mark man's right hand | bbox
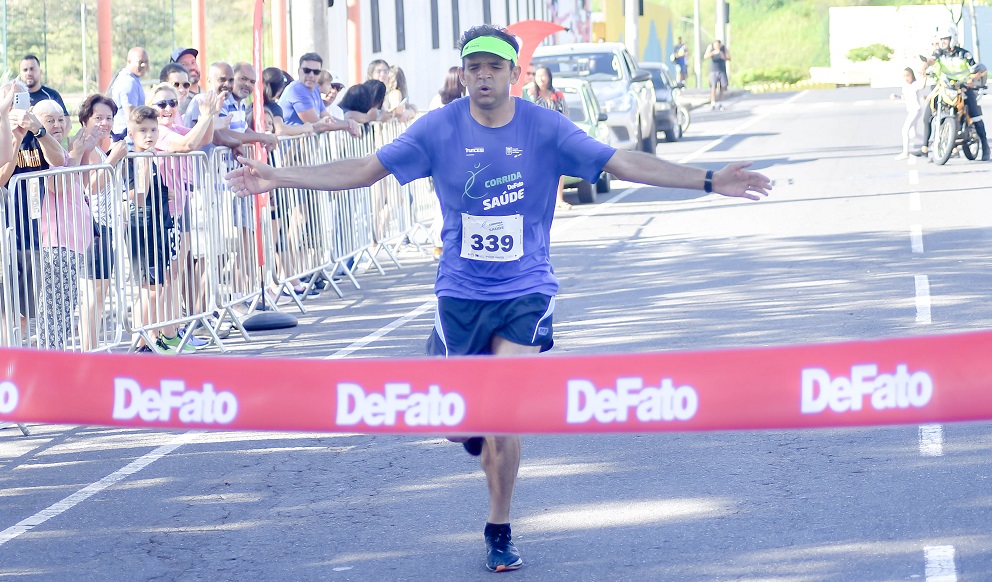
[226,156,277,197]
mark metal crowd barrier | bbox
[3,164,126,353]
[0,119,439,367]
[208,144,280,333]
[119,150,229,353]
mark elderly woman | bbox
[33,100,91,350]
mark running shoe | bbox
[158,334,196,354]
[484,523,522,572]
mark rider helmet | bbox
[936,23,958,47]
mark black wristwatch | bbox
[32,127,46,138]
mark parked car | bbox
[546,77,612,204]
[532,42,657,154]
[640,61,687,142]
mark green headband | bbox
[461,36,518,65]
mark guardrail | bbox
[0,120,437,356]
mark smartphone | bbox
[13,92,29,110]
[390,97,408,112]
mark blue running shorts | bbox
[427,293,555,357]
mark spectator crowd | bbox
[0,47,443,355]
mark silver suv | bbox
[532,42,656,153]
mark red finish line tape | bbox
[3,331,991,434]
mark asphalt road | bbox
[2,87,991,581]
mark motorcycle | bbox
[926,69,986,165]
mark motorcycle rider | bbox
[914,24,990,161]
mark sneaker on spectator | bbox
[484,523,522,572]
[158,334,196,354]
[178,327,209,348]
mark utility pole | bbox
[694,0,702,88]
[625,0,639,59]
[969,0,980,63]
[716,0,727,42]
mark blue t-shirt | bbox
[277,81,324,125]
[377,97,616,301]
[111,70,145,135]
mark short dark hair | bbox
[339,84,373,114]
[159,62,188,82]
[363,79,386,109]
[78,94,118,126]
[457,25,519,57]
[21,54,40,66]
[299,52,323,67]
[129,105,158,126]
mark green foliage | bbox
[738,66,805,85]
[1,0,271,98]
[847,43,894,62]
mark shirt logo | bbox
[506,146,523,158]
[465,147,485,156]
[463,163,491,200]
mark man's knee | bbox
[482,435,521,460]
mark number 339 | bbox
[470,234,514,252]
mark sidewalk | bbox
[681,87,746,110]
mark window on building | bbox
[431,0,440,49]
[396,0,406,51]
[451,0,460,49]
[371,0,382,53]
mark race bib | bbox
[460,213,523,262]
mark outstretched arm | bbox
[603,150,771,200]
[225,153,391,197]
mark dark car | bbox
[640,62,685,142]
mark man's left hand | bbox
[713,161,772,200]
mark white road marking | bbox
[853,100,875,106]
[915,275,932,324]
[678,91,809,164]
[919,424,944,457]
[909,169,920,185]
[909,155,917,166]
[924,545,957,581]
[324,300,436,359]
[911,225,924,254]
[0,431,198,547]
[910,191,921,211]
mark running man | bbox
[226,24,771,573]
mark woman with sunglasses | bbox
[148,83,219,153]
[147,83,222,345]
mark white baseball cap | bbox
[326,70,345,88]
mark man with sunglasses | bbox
[170,47,202,115]
[227,24,771,573]
[109,47,149,141]
[160,63,193,120]
[277,53,358,136]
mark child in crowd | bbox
[126,106,191,354]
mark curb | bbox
[744,80,837,93]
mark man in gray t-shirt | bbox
[110,47,149,140]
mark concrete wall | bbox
[828,5,992,87]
